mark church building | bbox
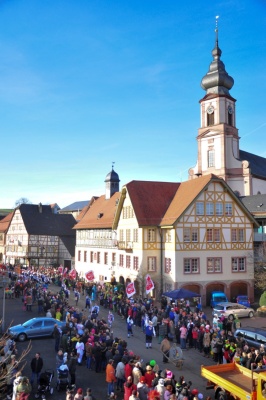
[189,26,266,197]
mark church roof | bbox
[239,150,266,179]
[240,194,266,217]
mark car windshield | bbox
[22,319,36,327]
[214,305,224,311]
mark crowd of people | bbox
[0,265,261,400]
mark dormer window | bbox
[207,106,214,126]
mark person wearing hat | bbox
[145,321,154,349]
[155,378,165,399]
[144,365,155,389]
[74,388,83,400]
[137,376,149,400]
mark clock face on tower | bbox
[228,105,233,114]
[207,105,214,114]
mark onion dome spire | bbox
[201,16,234,95]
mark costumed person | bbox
[75,337,85,365]
[108,311,115,329]
[127,315,134,338]
[145,321,154,349]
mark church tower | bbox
[189,18,246,196]
[105,164,120,199]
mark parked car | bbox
[210,291,228,308]
[8,317,66,342]
[212,302,255,320]
[236,295,251,307]
[234,327,266,349]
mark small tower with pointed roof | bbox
[105,163,120,199]
[189,17,245,194]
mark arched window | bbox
[228,106,233,126]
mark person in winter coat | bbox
[124,376,137,400]
[144,365,155,389]
[68,352,77,385]
[30,352,43,385]
[132,362,142,385]
[137,376,149,400]
[116,358,126,391]
[106,359,116,397]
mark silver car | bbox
[212,302,255,321]
[8,317,66,342]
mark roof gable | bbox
[124,181,180,226]
[19,204,76,236]
[74,193,120,229]
[0,211,15,233]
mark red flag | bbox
[126,282,136,298]
[85,270,95,282]
[58,265,63,274]
[146,274,154,294]
[69,269,77,280]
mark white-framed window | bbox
[184,228,198,242]
[119,230,124,241]
[147,256,156,272]
[231,228,245,242]
[232,257,246,272]
[84,251,87,262]
[133,229,138,243]
[225,202,233,216]
[206,228,220,242]
[196,202,204,215]
[208,149,215,168]
[90,251,93,263]
[126,255,131,269]
[206,202,214,215]
[215,203,223,216]
[133,256,139,271]
[184,258,199,274]
[104,252,108,265]
[78,250,81,261]
[119,254,124,267]
[165,258,171,274]
[207,258,222,273]
[126,229,131,242]
[148,228,156,242]
[165,230,172,243]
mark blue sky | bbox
[0,0,265,209]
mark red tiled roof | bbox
[74,193,120,229]
[0,211,15,233]
[126,181,180,226]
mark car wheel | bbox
[17,333,27,342]
[248,311,254,318]
[228,314,234,321]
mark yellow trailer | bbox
[201,362,266,400]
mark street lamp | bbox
[2,276,8,332]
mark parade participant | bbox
[75,336,85,365]
[160,336,171,363]
[127,315,134,338]
[145,321,154,349]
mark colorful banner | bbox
[85,270,95,281]
[68,269,77,280]
[126,281,136,298]
[146,274,154,294]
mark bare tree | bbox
[14,198,32,207]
